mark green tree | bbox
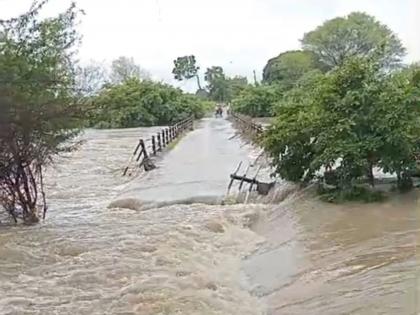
[0,1,84,223]
[226,76,248,100]
[204,66,229,102]
[375,66,420,189]
[172,55,202,90]
[264,57,420,200]
[90,78,211,128]
[301,12,406,70]
[204,67,248,102]
[262,50,320,88]
[195,88,209,99]
[231,85,280,117]
[76,60,108,96]
[110,56,150,84]
[204,66,224,83]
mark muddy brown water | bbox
[0,118,419,315]
[246,191,420,315]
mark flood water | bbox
[0,118,419,315]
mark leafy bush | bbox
[231,85,280,117]
[89,79,213,128]
[0,2,83,223]
[263,57,420,200]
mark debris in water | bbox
[225,161,276,204]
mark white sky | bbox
[1,0,419,91]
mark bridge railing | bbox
[229,111,264,135]
[123,115,194,176]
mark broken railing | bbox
[123,116,194,176]
[227,113,276,200]
[229,111,264,136]
[225,161,275,203]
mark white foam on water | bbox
[0,123,271,315]
[0,203,270,315]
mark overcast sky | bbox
[1,0,419,91]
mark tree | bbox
[172,55,202,90]
[203,67,248,103]
[264,56,420,200]
[0,1,84,223]
[110,56,150,84]
[195,88,209,99]
[301,12,406,70]
[89,79,212,128]
[226,76,248,100]
[375,67,420,189]
[262,50,321,88]
[410,62,420,86]
[231,85,280,117]
[204,66,225,83]
[204,66,228,102]
[76,60,108,95]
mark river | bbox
[0,118,419,315]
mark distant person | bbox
[215,105,223,118]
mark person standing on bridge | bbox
[215,104,223,118]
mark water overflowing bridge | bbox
[0,117,419,315]
[118,117,260,203]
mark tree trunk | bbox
[397,171,401,187]
[367,163,375,187]
[397,170,413,192]
[195,75,202,90]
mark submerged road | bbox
[119,117,261,203]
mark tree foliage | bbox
[301,12,406,70]
[204,66,228,102]
[262,50,321,88]
[231,85,280,117]
[76,60,108,96]
[89,78,212,128]
[0,1,83,223]
[203,66,248,102]
[172,55,202,90]
[226,76,248,100]
[204,66,224,83]
[264,56,420,198]
[110,56,150,84]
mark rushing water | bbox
[0,118,419,315]
[245,191,420,315]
